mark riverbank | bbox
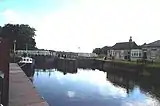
[94,58,160,77]
[96,58,160,67]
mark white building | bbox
[78,53,98,58]
[107,37,142,61]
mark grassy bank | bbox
[96,58,160,68]
[145,63,160,68]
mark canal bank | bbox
[9,63,49,106]
[76,58,160,77]
[22,56,160,77]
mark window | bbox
[132,53,134,56]
[139,53,141,57]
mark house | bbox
[107,37,142,61]
[142,40,160,61]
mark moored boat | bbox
[18,56,35,77]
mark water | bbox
[32,68,160,106]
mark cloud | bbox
[36,0,160,52]
[67,91,75,98]
[0,9,39,27]
[1,9,21,24]
[1,0,160,52]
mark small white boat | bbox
[19,56,33,64]
[18,56,35,70]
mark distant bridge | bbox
[15,50,98,58]
[15,50,56,56]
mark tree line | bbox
[92,46,110,55]
[0,24,37,50]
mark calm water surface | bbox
[32,69,160,106]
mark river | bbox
[29,67,160,106]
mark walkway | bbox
[9,63,49,106]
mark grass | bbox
[96,58,139,65]
[113,60,160,67]
[113,60,137,64]
[96,58,160,68]
[146,64,160,68]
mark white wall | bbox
[78,53,97,57]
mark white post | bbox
[13,40,16,62]
[13,40,16,54]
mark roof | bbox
[111,42,140,50]
[101,46,112,50]
[143,40,160,48]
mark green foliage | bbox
[0,24,37,50]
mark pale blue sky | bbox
[0,0,75,24]
[0,0,160,52]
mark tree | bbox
[101,46,110,55]
[0,24,37,50]
[93,46,111,55]
[92,48,102,55]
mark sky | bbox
[0,0,160,53]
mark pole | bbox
[26,44,28,56]
[13,40,16,62]
[13,40,16,54]
[26,44,28,52]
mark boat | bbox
[15,43,35,77]
[18,56,35,77]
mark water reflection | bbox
[32,68,160,106]
[21,66,35,83]
[24,59,160,106]
[107,72,136,94]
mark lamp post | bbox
[13,40,16,54]
[13,40,16,62]
[25,44,28,57]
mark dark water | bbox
[31,68,160,106]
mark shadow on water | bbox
[21,65,35,83]
[23,59,160,106]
